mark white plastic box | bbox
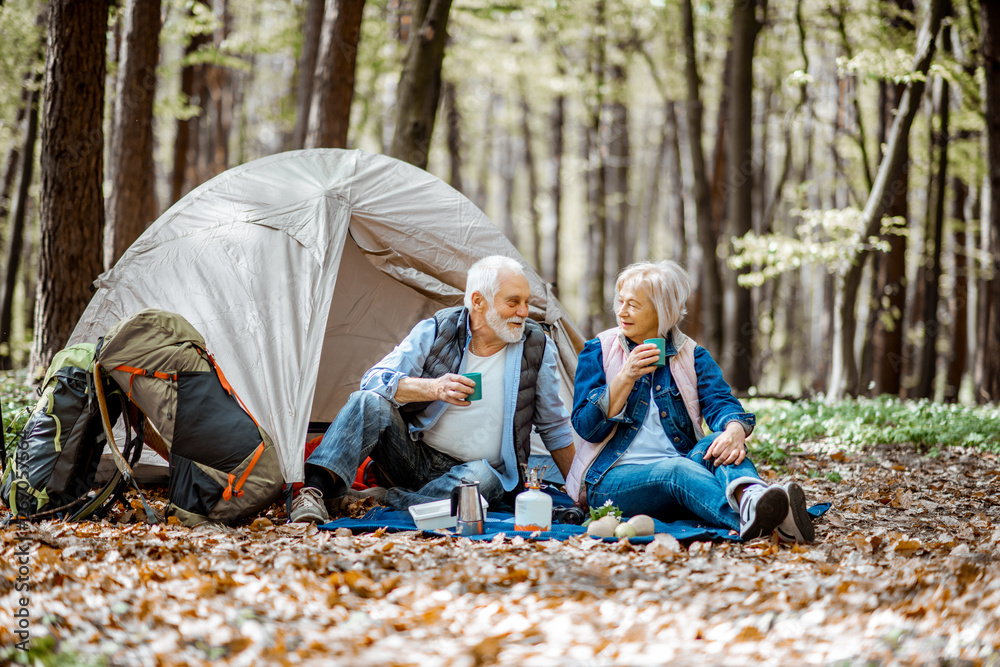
[408,496,489,530]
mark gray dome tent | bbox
[70,149,584,484]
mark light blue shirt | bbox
[611,386,682,467]
[360,312,574,492]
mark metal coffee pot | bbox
[450,480,485,536]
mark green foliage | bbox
[838,48,924,84]
[1,372,35,460]
[728,208,906,285]
[0,0,44,153]
[584,499,623,527]
[748,397,1000,465]
[0,635,103,667]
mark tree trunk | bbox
[832,0,874,191]
[860,81,889,393]
[1,10,46,230]
[543,90,564,290]
[858,80,902,396]
[306,0,366,149]
[0,86,31,231]
[30,0,108,375]
[709,49,732,241]
[977,0,1000,403]
[170,4,211,205]
[389,0,453,169]
[915,55,950,399]
[0,80,40,370]
[829,0,946,398]
[443,80,463,193]
[520,91,542,271]
[22,207,36,342]
[681,0,723,355]
[637,112,667,262]
[607,60,631,271]
[726,0,762,392]
[105,0,161,271]
[666,101,687,266]
[208,0,232,176]
[500,126,516,247]
[870,82,909,396]
[764,0,808,235]
[583,0,608,337]
[292,0,325,150]
[944,174,968,402]
[473,92,494,214]
[583,119,608,338]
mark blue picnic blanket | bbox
[318,502,832,544]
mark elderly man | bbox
[290,256,576,523]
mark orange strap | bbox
[222,442,265,501]
[113,365,178,400]
[208,353,260,428]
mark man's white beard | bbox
[486,307,525,344]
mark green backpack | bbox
[0,344,137,520]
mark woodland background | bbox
[0,0,998,404]
[3,3,1000,663]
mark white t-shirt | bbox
[612,386,681,467]
[422,347,507,466]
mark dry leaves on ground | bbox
[1,442,999,666]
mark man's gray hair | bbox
[464,255,526,309]
[614,260,692,337]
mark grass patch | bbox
[746,396,1000,465]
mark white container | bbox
[515,487,552,531]
[409,495,489,531]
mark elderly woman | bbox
[566,261,814,542]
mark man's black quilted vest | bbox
[400,306,546,482]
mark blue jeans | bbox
[586,432,763,531]
[306,391,505,510]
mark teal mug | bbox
[643,338,666,367]
[462,372,482,401]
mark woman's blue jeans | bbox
[586,432,763,531]
[306,391,505,509]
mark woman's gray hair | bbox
[614,260,692,337]
[464,255,526,309]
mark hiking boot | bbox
[739,484,789,540]
[289,486,329,524]
[326,486,389,513]
[776,481,816,544]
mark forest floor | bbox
[1,439,999,667]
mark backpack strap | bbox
[70,402,144,522]
[93,361,162,524]
[206,352,267,502]
[111,365,178,400]
[222,442,265,501]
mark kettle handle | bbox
[450,485,460,517]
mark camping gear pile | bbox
[1,309,282,526]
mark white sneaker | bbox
[739,484,788,540]
[776,482,815,543]
[289,486,329,524]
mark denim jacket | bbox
[571,332,755,493]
